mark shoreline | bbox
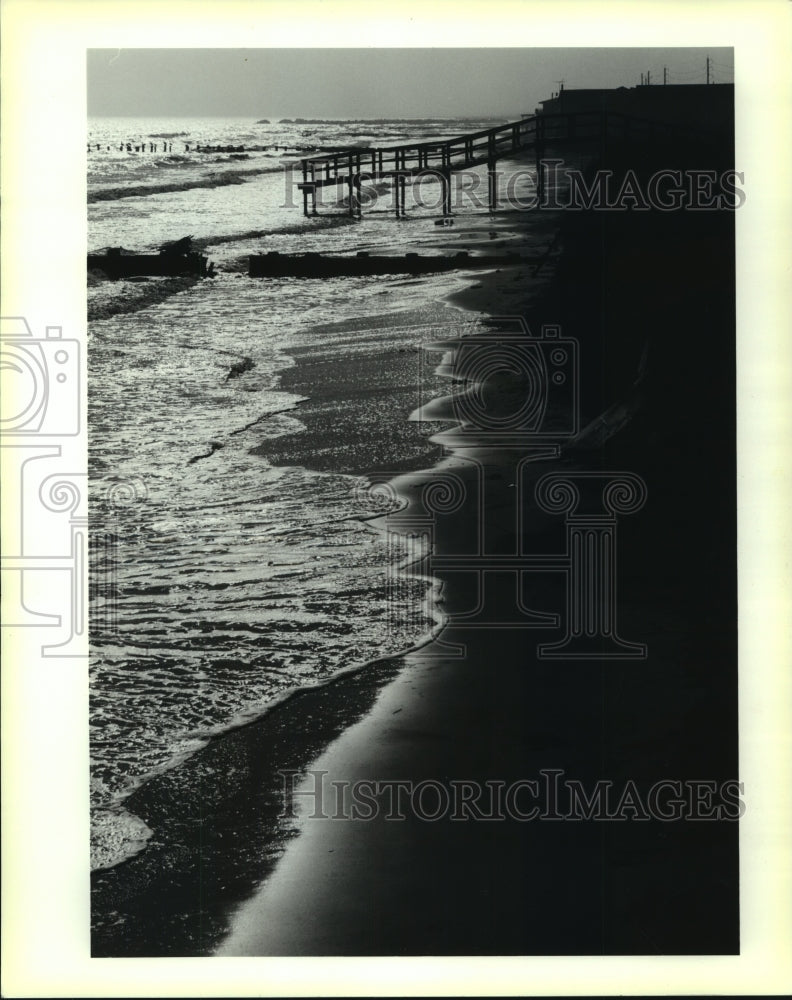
[214,200,738,955]
[91,148,739,956]
[87,187,537,876]
[89,173,550,952]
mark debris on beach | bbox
[88,236,215,280]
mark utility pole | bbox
[640,73,644,85]
[647,70,651,86]
[663,66,667,85]
[706,56,710,85]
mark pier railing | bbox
[295,111,714,217]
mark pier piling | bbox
[441,168,452,217]
[488,162,498,212]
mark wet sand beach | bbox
[89,173,559,954]
[92,199,737,957]
[217,203,738,956]
[90,130,738,955]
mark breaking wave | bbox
[88,165,284,203]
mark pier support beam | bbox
[353,174,363,218]
[301,160,309,217]
[347,155,356,217]
[301,186,319,217]
[441,167,452,217]
[308,165,320,216]
[347,176,356,217]
[394,172,407,218]
[487,160,498,212]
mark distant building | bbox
[529,83,733,135]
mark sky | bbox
[87,48,734,119]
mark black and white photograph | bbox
[2,2,791,996]
[85,45,743,958]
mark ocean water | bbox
[88,115,536,871]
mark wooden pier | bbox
[295,111,705,218]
